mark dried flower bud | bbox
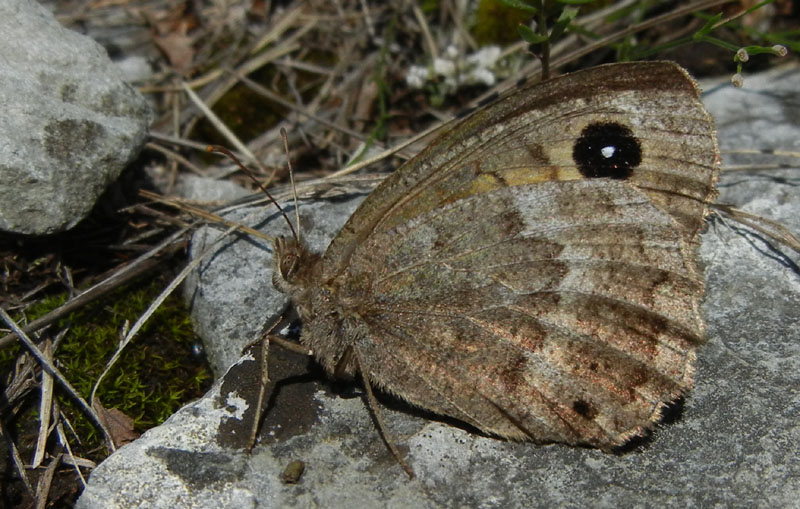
[771,45,788,57]
[735,48,749,63]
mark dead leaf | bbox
[93,398,139,448]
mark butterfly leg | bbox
[352,346,416,479]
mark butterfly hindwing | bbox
[291,61,718,447]
[339,179,702,446]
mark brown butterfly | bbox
[271,61,719,452]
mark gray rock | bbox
[0,0,150,235]
[77,64,800,507]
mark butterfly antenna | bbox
[280,128,302,243]
[206,145,298,242]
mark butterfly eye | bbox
[273,236,299,282]
[281,253,300,280]
[572,121,642,180]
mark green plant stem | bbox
[538,1,550,79]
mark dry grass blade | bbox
[60,455,96,469]
[148,131,218,153]
[327,121,443,179]
[185,6,311,93]
[2,351,37,414]
[34,452,61,509]
[179,8,315,140]
[721,148,800,173]
[145,142,209,176]
[723,164,800,172]
[412,2,438,61]
[140,189,273,241]
[56,421,87,488]
[32,339,55,469]
[235,72,369,142]
[713,204,800,254]
[0,308,115,452]
[182,83,262,170]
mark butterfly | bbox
[270,61,719,451]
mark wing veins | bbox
[362,312,582,441]
[377,209,676,284]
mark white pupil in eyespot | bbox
[600,145,616,159]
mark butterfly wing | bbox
[323,61,717,266]
[301,62,718,447]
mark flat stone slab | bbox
[77,64,800,508]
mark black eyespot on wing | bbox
[573,122,642,180]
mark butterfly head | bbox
[272,236,320,319]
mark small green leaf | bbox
[517,24,548,44]
[550,6,579,42]
[694,12,723,38]
[558,0,594,4]
[496,0,538,13]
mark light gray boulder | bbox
[0,0,150,235]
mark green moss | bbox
[1,278,211,450]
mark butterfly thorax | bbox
[272,235,364,376]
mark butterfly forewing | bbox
[290,62,719,448]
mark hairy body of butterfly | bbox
[273,61,719,449]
